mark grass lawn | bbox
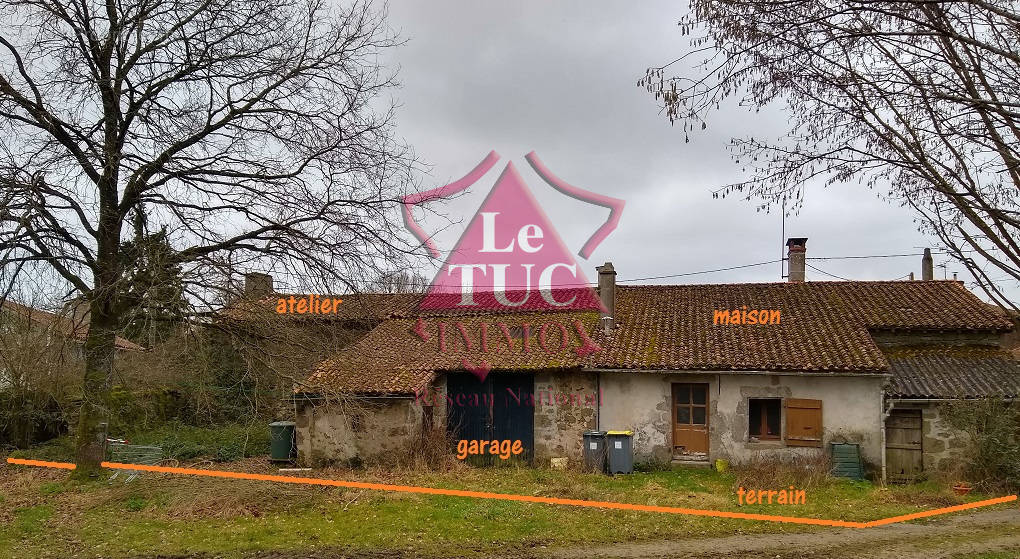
[0,452,1006,559]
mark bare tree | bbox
[372,270,427,293]
[0,0,416,475]
[0,290,80,449]
[643,0,1020,308]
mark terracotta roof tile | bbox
[219,292,420,322]
[305,311,600,394]
[304,280,1012,394]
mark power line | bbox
[807,249,969,261]
[251,249,990,290]
[805,263,854,281]
[618,260,783,283]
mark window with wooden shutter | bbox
[784,398,822,447]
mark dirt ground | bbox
[138,506,1020,559]
[543,507,1020,559]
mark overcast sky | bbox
[381,0,986,293]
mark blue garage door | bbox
[446,372,534,465]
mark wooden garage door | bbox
[886,409,923,483]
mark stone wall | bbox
[295,392,440,466]
[599,372,887,466]
[889,401,971,476]
[296,370,888,470]
[532,370,598,464]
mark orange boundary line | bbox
[7,458,1016,528]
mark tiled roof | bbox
[221,289,604,322]
[306,310,600,394]
[0,300,146,351]
[886,346,1020,399]
[219,292,420,322]
[590,281,1010,371]
[305,280,1012,394]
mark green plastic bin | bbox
[269,421,296,462]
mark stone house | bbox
[288,240,1020,481]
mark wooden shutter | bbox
[784,398,822,447]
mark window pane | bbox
[766,400,781,436]
[677,406,690,424]
[692,385,707,405]
[748,399,763,437]
[692,407,706,425]
[676,386,690,404]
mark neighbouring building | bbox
[0,300,145,446]
[284,240,1019,481]
[214,273,425,412]
[0,299,145,359]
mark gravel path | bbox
[541,506,1020,559]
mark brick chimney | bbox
[786,238,807,282]
[596,262,616,332]
[921,248,933,281]
[244,272,274,298]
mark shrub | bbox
[398,418,455,470]
[124,421,271,462]
[940,399,1020,490]
[731,452,832,490]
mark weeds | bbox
[12,505,53,535]
[940,399,1020,491]
[398,419,457,471]
[731,452,832,490]
[125,495,146,512]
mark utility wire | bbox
[258,250,983,290]
[805,263,854,281]
[617,260,783,283]
[806,249,970,261]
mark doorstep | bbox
[671,454,711,468]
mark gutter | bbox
[889,397,1017,403]
[586,368,892,379]
[881,397,896,485]
[286,392,415,403]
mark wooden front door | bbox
[886,409,923,483]
[672,383,709,458]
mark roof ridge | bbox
[617,280,966,288]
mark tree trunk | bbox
[72,296,117,478]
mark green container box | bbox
[269,421,296,462]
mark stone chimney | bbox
[596,262,616,332]
[921,248,933,281]
[786,238,807,282]
[244,272,274,298]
